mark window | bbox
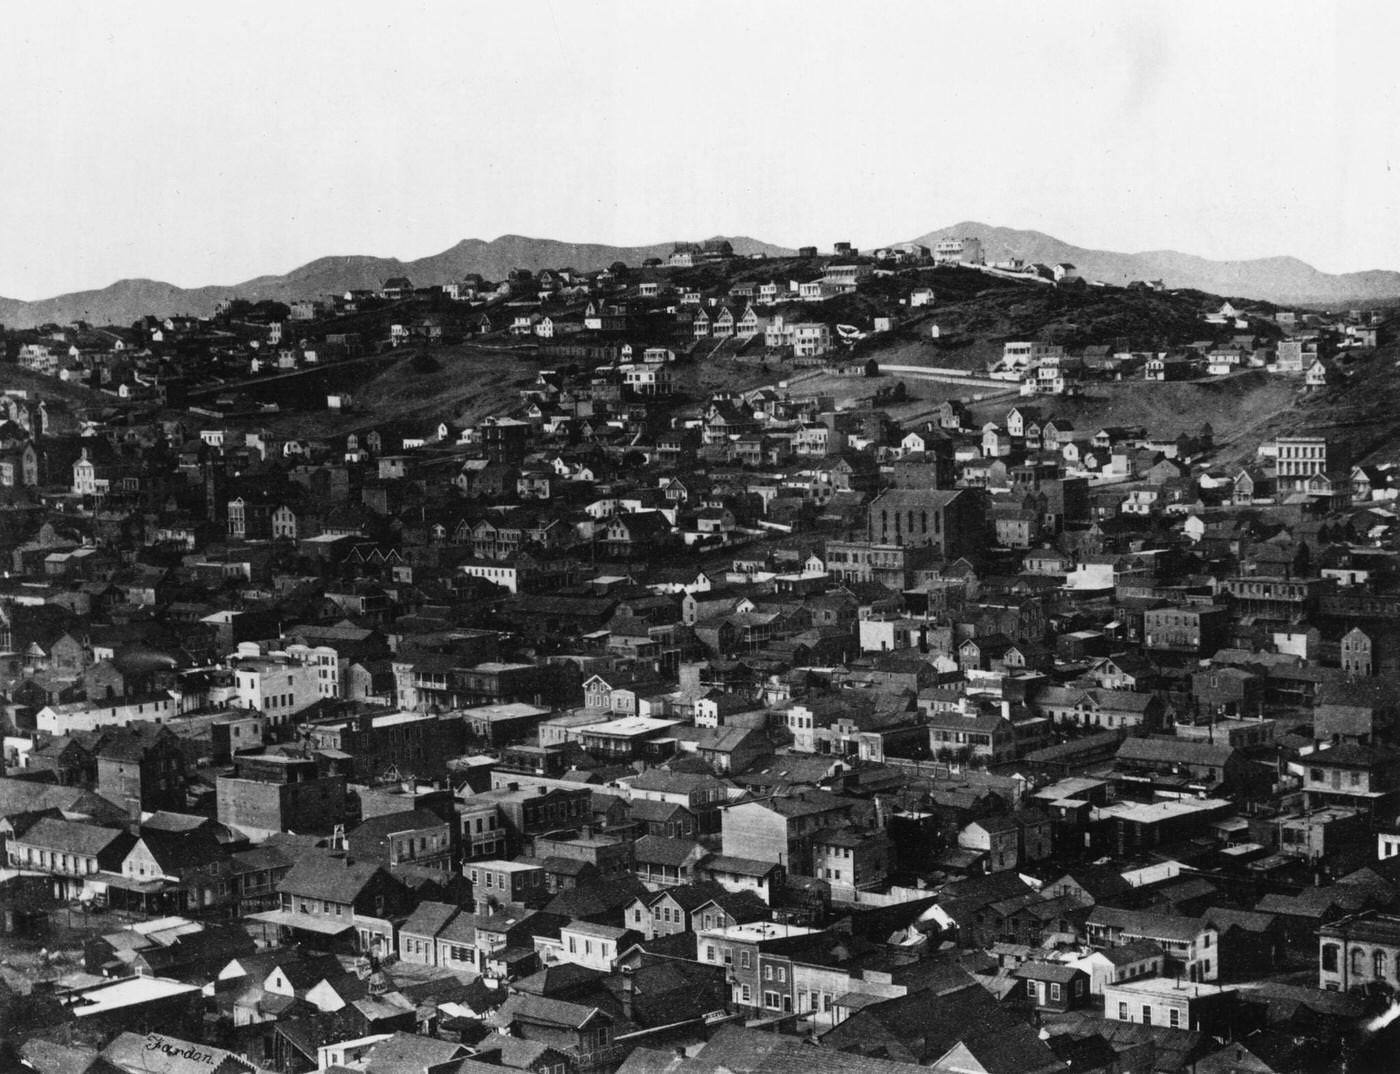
[764,965,773,980]
[1026,980,1037,996]
[740,984,751,1003]
[1377,950,1389,979]
[739,950,750,968]
[764,991,780,1009]
[1050,983,1061,1001]
[1169,1008,1181,1028]
[1142,1005,1152,1025]
[1118,1002,1128,1020]
[1322,944,1341,972]
[705,945,715,962]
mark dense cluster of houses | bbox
[988,303,1386,396]
[2,249,1400,1074]
[6,240,950,405]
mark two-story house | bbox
[1087,906,1219,982]
[253,853,411,956]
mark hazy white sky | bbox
[1,0,1397,299]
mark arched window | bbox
[1376,949,1388,980]
[1322,944,1340,972]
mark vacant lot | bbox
[963,370,1298,457]
[0,366,112,407]
[252,344,544,438]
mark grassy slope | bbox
[1,366,113,408]
[253,344,543,438]
[970,371,1299,453]
[1224,343,1400,467]
[194,267,1398,469]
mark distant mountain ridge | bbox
[909,222,1400,306]
[0,234,792,329]
[2,223,1398,329]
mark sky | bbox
[1,0,1398,299]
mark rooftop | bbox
[580,716,681,737]
[68,975,201,1016]
[1102,975,1233,1000]
[699,921,817,942]
[1095,797,1232,824]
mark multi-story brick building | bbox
[865,488,987,562]
[1142,604,1230,655]
[1319,911,1400,992]
[95,724,188,814]
[720,791,861,875]
[216,753,347,840]
[467,781,592,857]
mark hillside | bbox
[909,221,1400,307]
[1,365,115,409]
[5,218,1398,328]
[0,234,792,329]
[1217,340,1400,467]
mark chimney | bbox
[620,966,635,1020]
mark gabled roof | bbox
[131,828,226,874]
[1116,736,1234,767]
[101,1033,255,1074]
[702,853,784,877]
[1012,960,1082,984]
[276,853,391,902]
[1203,907,1279,934]
[634,835,706,868]
[400,900,459,940]
[13,816,130,858]
[818,983,1058,1071]
[1087,906,1209,942]
[1098,939,1165,966]
[493,991,610,1031]
[364,1031,467,1071]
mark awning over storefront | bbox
[246,909,355,935]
